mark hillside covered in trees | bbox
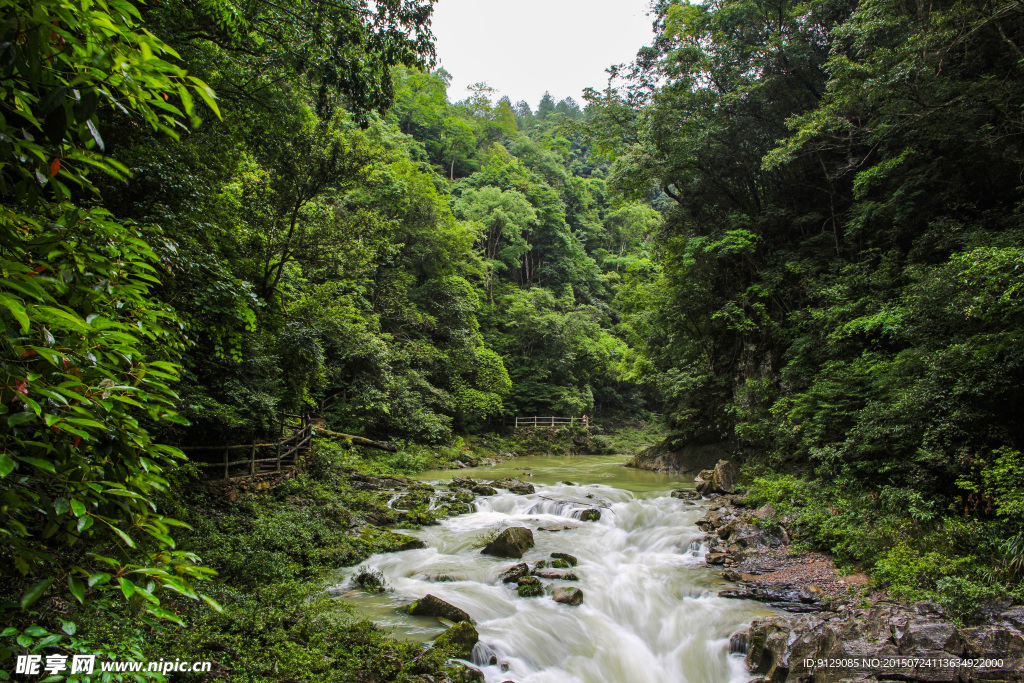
[2,0,1023,678]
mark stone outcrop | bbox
[481,527,534,558]
[738,601,1024,682]
[625,439,737,474]
[695,459,740,495]
[409,594,472,623]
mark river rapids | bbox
[336,456,775,683]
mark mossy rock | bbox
[499,563,529,583]
[551,552,578,566]
[481,526,534,558]
[552,587,583,606]
[506,481,535,495]
[550,559,571,569]
[471,484,498,496]
[358,527,426,553]
[409,594,472,623]
[577,509,601,522]
[434,621,479,658]
[516,576,544,598]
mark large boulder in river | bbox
[434,621,479,658]
[482,527,534,558]
[696,459,740,495]
[576,509,601,522]
[552,587,584,606]
[408,594,472,623]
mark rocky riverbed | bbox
[682,460,1024,682]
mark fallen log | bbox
[316,427,397,452]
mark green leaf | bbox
[36,634,61,649]
[34,306,92,333]
[7,412,38,428]
[68,576,86,604]
[18,456,56,474]
[85,120,105,151]
[0,293,30,332]
[110,526,136,548]
[118,577,136,599]
[60,620,76,635]
[21,578,54,609]
[24,625,48,637]
[88,572,111,587]
[200,594,223,612]
[70,498,86,517]
[0,453,15,477]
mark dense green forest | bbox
[588,0,1024,609]
[2,0,1023,678]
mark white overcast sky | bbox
[430,0,656,109]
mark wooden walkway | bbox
[514,416,589,429]
[181,415,396,481]
[183,417,313,480]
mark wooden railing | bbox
[183,420,314,481]
[514,416,589,429]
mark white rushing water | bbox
[336,466,775,683]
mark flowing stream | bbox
[335,455,776,683]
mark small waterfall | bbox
[337,471,774,683]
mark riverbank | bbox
[686,487,1024,682]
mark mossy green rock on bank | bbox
[434,621,480,658]
[482,526,535,558]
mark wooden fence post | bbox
[223,443,229,481]
[249,438,256,476]
[276,438,282,472]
